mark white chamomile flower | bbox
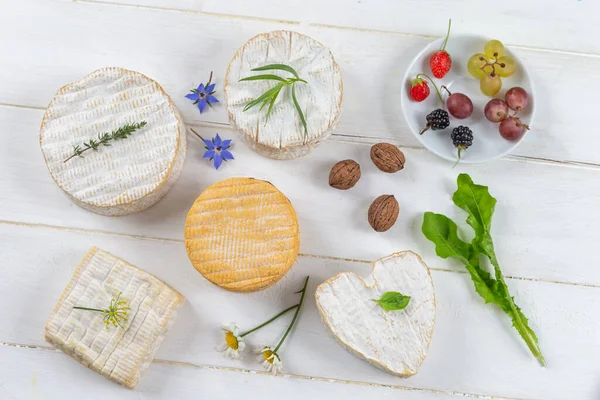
[255,346,283,374]
[216,322,246,359]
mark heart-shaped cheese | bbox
[315,251,436,376]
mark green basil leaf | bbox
[251,64,300,79]
[239,74,287,82]
[373,292,410,311]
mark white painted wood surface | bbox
[0,0,598,399]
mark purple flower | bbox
[203,134,233,170]
[185,71,219,113]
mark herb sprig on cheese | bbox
[64,121,147,163]
[240,64,308,134]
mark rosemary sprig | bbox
[63,121,147,163]
[240,64,308,134]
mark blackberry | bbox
[451,125,473,165]
[419,109,450,135]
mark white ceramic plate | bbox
[401,34,535,163]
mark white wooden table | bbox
[1,1,598,399]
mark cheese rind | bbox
[184,177,300,292]
[40,67,186,216]
[224,30,343,159]
[315,251,436,376]
[44,247,185,389]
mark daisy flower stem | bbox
[240,304,299,338]
[274,276,309,353]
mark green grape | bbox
[484,40,504,59]
[496,55,517,77]
[480,73,502,96]
[467,53,487,79]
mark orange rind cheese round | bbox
[184,177,300,292]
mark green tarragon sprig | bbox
[422,174,545,366]
[240,64,308,134]
[64,121,147,163]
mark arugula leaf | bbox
[252,64,300,79]
[422,213,504,306]
[373,292,410,311]
[422,174,545,366]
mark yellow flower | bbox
[103,292,130,329]
[217,323,245,359]
[255,346,283,374]
[73,292,130,330]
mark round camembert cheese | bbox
[315,251,436,376]
[225,30,343,160]
[184,177,300,292]
[40,67,186,216]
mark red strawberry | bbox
[410,77,430,102]
[430,20,452,79]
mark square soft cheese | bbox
[45,247,185,389]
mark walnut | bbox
[329,160,361,190]
[370,143,405,173]
[368,195,399,232]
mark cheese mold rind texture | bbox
[224,30,343,159]
[315,251,436,376]
[40,67,186,216]
[44,247,185,389]
[184,177,300,292]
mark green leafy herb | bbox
[240,64,308,134]
[64,121,147,163]
[373,291,411,311]
[422,174,545,366]
[73,292,130,329]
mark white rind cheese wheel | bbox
[315,251,436,376]
[45,247,185,389]
[224,30,343,160]
[184,177,300,292]
[40,67,186,216]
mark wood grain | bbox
[86,0,599,54]
[0,0,598,164]
[0,346,463,400]
[2,106,600,287]
[1,223,599,399]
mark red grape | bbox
[446,92,473,119]
[499,118,525,141]
[505,87,529,112]
[484,99,509,122]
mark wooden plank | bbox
[0,346,463,400]
[0,223,598,399]
[87,0,600,55]
[2,106,600,286]
[1,0,600,164]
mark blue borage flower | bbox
[190,128,234,170]
[186,71,219,113]
[203,134,234,170]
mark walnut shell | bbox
[370,143,405,173]
[329,160,361,190]
[368,195,399,232]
